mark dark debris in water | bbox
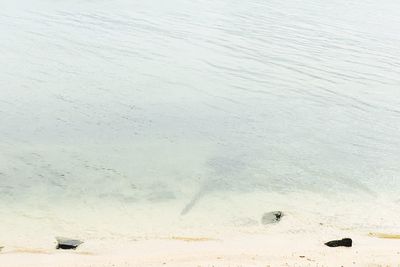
[261,211,283,224]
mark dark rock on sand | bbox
[56,237,84,250]
[261,211,283,224]
[325,238,352,247]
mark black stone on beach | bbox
[56,237,83,250]
[261,211,283,224]
[324,238,352,247]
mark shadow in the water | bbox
[180,156,246,215]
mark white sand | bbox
[1,190,400,267]
[2,201,400,267]
[1,231,400,267]
[2,192,400,266]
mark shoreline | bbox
[1,192,400,266]
[1,231,399,267]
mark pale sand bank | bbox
[1,193,400,266]
[1,230,399,267]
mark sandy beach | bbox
[1,193,400,267]
[1,230,400,267]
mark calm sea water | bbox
[1,0,400,239]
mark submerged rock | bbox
[324,238,352,247]
[261,211,283,224]
[56,237,83,250]
[0,246,3,252]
